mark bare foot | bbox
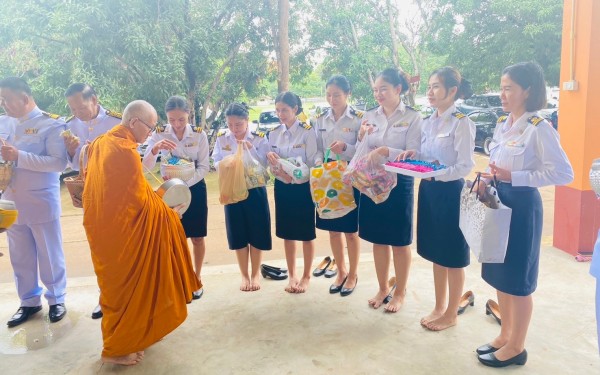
[102,353,143,366]
[250,275,261,291]
[285,277,299,293]
[384,293,405,313]
[294,277,310,293]
[425,315,457,331]
[368,290,389,309]
[240,276,251,291]
[420,309,444,327]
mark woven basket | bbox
[160,162,195,181]
[0,162,13,191]
[64,145,88,208]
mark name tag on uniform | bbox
[318,128,327,131]
[437,133,451,138]
[506,141,525,147]
[223,144,232,151]
[342,127,353,132]
[24,128,39,135]
[184,142,197,147]
[392,121,409,128]
[293,144,305,149]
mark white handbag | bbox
[459,173,512,263]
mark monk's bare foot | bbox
[384,293,405,313]
[368,290,389,309]
[420,309,444,327]
[250,275,261,291]
[240,276,252,291]
[294,277,310,293]
[136,351,144,359]
[285,277,299,293]
[425,314,457,331]
[102,353,143,366]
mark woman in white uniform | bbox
[475,62,573,367]
[142,96,209,300]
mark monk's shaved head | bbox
[122,100,157,125]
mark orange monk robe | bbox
[82,126,201,357]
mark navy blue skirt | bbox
[358,174,414,246]
[316,187,360,233]
[482,183,543,296]
[274,179,316,241]
[417,179,469,268]
[224,186,272,250]
[181,179,208,238]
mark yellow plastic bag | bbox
[218,146,249,205]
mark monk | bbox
[82,100,200,366]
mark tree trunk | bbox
[277,0,290,92]
[349,19,374,87]
[386,0,400,68]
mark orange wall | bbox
[559,0,600,190]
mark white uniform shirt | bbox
[66,105,121,171]
[360,102,422,161]
[314,106,362,163]
[142,124,209,186]
[488,112,573,187]
[211,129,269,169]
[267,120,318,167]
[0,107,67,225]
[419,105,476,182]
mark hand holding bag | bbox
[218,145,249,205]
[310,148,357,219]
[459,173,512,263]
[242,142,269,189]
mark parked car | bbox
[467,109,506,155]
[458,94,502,115]
[252,110,280,133]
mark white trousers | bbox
[8,219,66,306]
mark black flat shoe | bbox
[478,350,527,368]
[476,343,500,355]
[340,276,357,297]
[261,264,288,274]
[457,290,475,315]
[323,259,338,278]
[329,276,348,294]
[7,306,42,328]
[49,303,67,323]
[91,304,103,319]
[261,268,288,280]
[192,288,204,300]
[312,256,332,277]
[486,299,502,325]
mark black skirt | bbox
[482,183,543,296]
[358,174,414,246]
[274,179,316,241]
[181,179,208,238]
[224,186,272,250]
[417,179,469,268]
[316,187,360,233]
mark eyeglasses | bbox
[135,117,156,133]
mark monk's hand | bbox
[397,150,416,161]
[152,139,177,155]
[481,162,511,182]
[0,143,18,162]
[329,141,346,155]
[172,203,187,219]
[267,151,280,165]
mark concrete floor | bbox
[0,247,598,375]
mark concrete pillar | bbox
[553,0,600,255]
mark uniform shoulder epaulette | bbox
[251,131,266,138]
[105,110,122,119]
[527,115,544,126]
[301,122,312,130]
[155,124,166,133]
[64,115,75,123]
[497,115,508,124]
[452,111,466,119]
[217,130,227,137]
[41,111,61,120]
[190,125,203,133]
[316,108,329,119]
[350,107,364,119]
